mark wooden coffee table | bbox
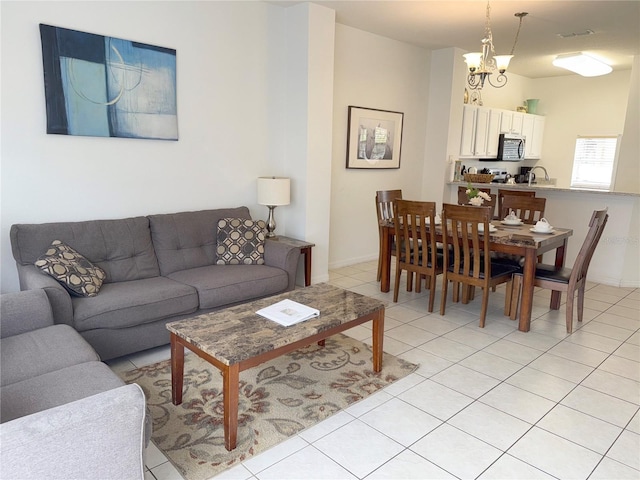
[167,283,385,451]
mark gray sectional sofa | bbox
[0,289,148,479]
[10,207,301,360]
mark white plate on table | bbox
[478,224,497,233]
[501,220,523,226]
[530,228,555,234]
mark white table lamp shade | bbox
[257,177,290,206]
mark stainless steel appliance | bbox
[481,134,526,161]
[515,166,534,184]
[489,169,509,183]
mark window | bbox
[570,135,621,190]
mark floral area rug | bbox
[121,333,417,480]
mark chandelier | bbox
[464,2,527,90]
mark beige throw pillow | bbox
[35,240,106,297]
[216,218,266,265]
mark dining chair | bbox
[393,200,442,312]
[509,208,609,333]
[440,203,520,327]
[499,196,547,224]
[375,189,403,281]
[497,189,535,219]
[457,186,497,218]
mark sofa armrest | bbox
[0,289,54,338]
[0,384,147,480]
[264,239,301,291]
[16,264,74,327]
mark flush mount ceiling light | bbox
[552,52,612,77]
[463,1,528,90]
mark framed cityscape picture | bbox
[39,24,178,140]
[346,106,403,169]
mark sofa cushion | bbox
[10,217,160,283]
[167,264,288,309]
[216,218,266,265]
[149,207,252,276]
[0,361,124,423]
[35,240,106,297]
[71,277,198,332]
[0,324,100,387]
[0,384,147,479]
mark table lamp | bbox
[257,177,290,237]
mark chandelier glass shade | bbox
[464,2,526,90]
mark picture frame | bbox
[346,106,403,169]
[39,24,178,140]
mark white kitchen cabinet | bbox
[459,105,501,158]
[522,115,534,156]
[500,110,524,135]
[527,115,546,158]
[485,109,501,157]
[460,105,477,157]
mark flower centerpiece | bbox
[466,183,492,206]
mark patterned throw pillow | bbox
[35,240,106,297]
[216,218,266,265]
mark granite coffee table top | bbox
[166,283,385,366]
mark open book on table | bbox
[256,299,320,326]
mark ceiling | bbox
[271,1,640,78]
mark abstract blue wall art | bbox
[39,24,178,140]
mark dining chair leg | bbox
[440,276,448,315]
[428,274,436,312]
[565,289,574,333]
[393,268,402,303]
[461,284,471,304]
[416,275,422,293]
[577,285,585,325]
[376,232,383,282]
[406,272,413,292]
[479,288,489,328]
[504,280,513,316]
[452,281,460,303]
[509,275,521,320]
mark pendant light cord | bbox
[511,12,528,55]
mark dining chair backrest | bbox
[393,199,441,311]
[497,189,535,218]
[572,208,609,288]
[394,199,438,270]
[441,203,493,282]
[499,196,547,224]
[375,190,403,282]
[457,186,497,218]
[376,189,403,223]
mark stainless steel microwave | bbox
[496,134,525,161]
[481,134,525,161]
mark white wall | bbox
[329,24,430,269]
[0,1,294,292]
[615,56,640,193]
[284,3,335,284]
[529,71,631,189]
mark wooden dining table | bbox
[379,219,573,332]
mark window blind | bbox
[570,135,620,190]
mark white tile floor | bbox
[109,261,640,480]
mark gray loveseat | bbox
[10,207,300,360]
[0,289,148,479]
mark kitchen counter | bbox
[445,182,640,287]
[448,181,640,197]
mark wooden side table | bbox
[269,236,315,286]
